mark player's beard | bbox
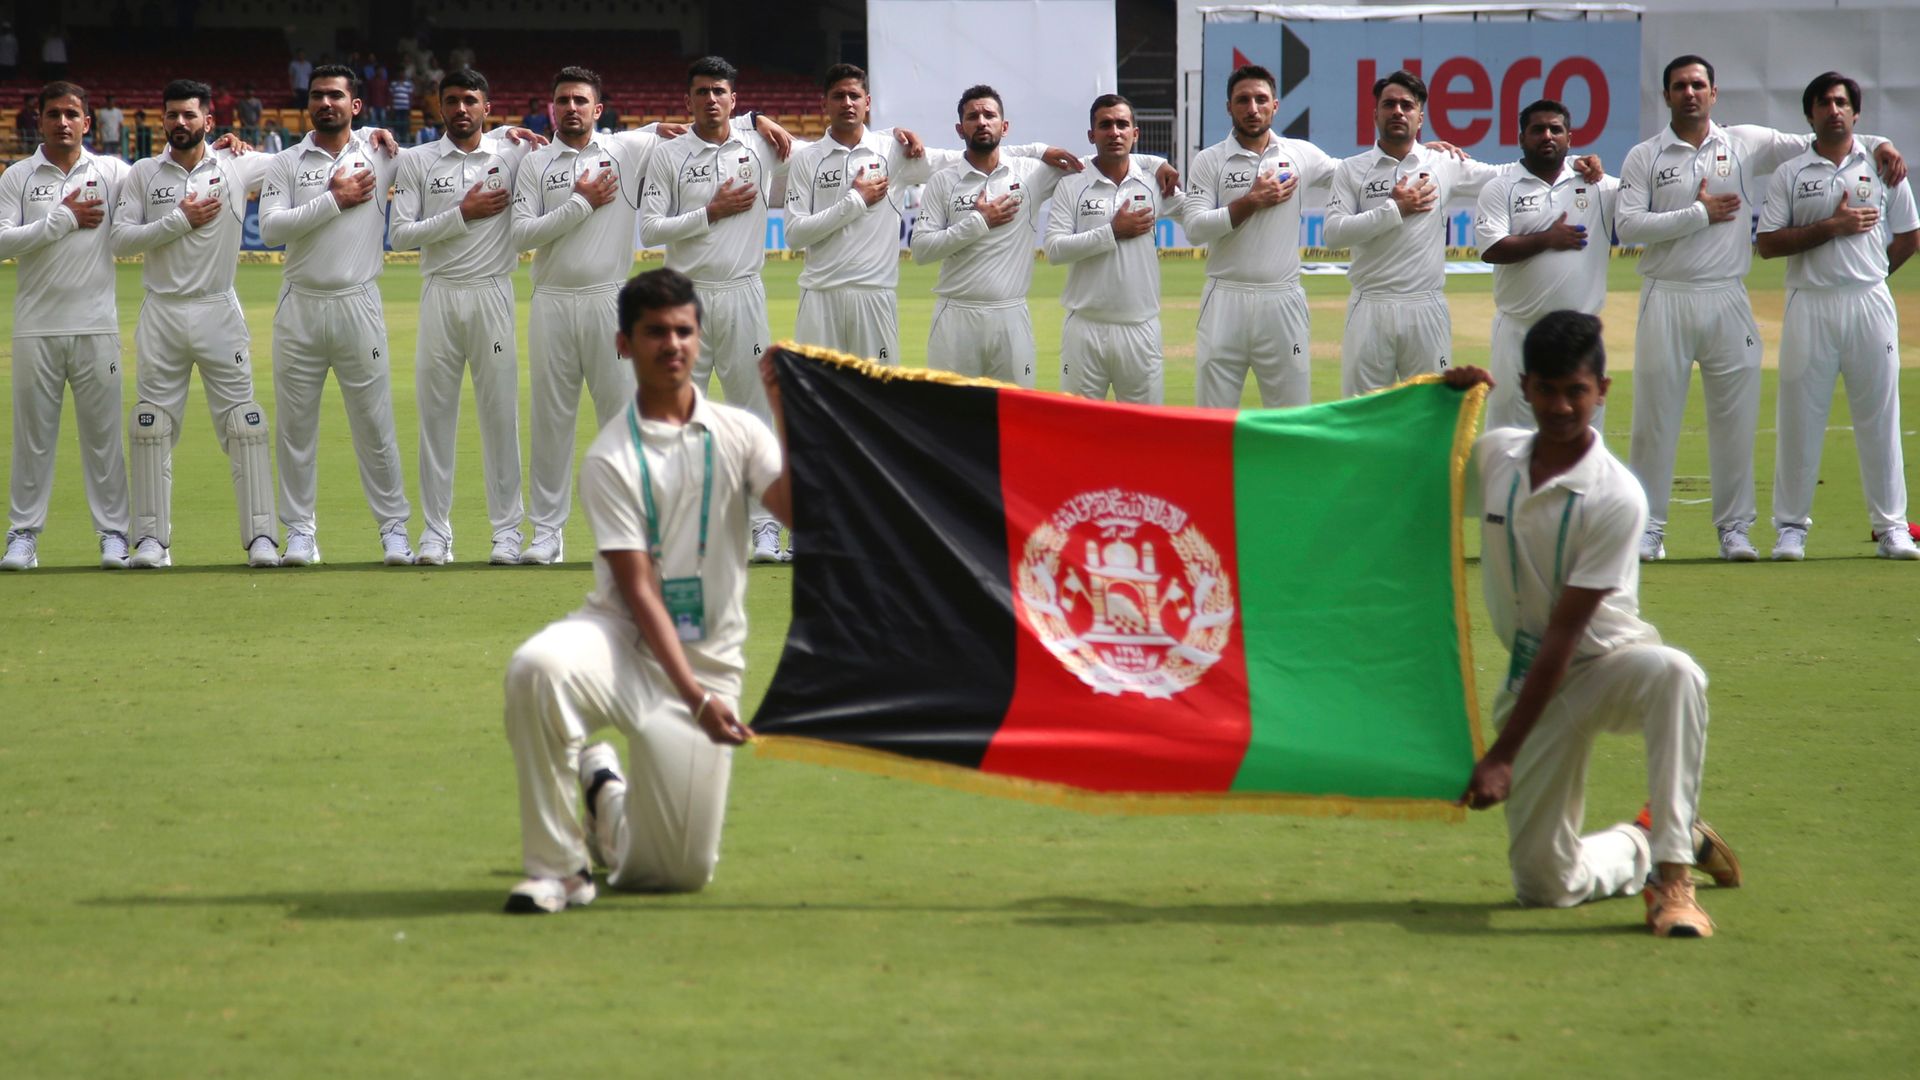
[1233,114,1271,141]
[967,128,1001,154]
[311,108,351,135]
[168,124,207,151]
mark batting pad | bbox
[225,402,275,547]
[130,402,174,546]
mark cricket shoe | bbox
[504,870,597,915]
[281,532,322,567]
[520,533,564,565]
[1631,805,1742,888]
[128,537,169,569]
[1718,525,1759,562]
[416,533,452,566]
[1638,527,1666,563]
[751,520,782,564]
[1771,524,1808,562]
[1877,526,1920,561]
[1,531,36,571]
[578,741,627,871]
[1644,875,1714,938]
[489,533,523,565]
[101,532,131,569]
[380,528,416,566]
[247,536,280,568]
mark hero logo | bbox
[1356,57,1609,146]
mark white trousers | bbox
[795,286,899,365]
[1487,310,1608,434]
[1194,280,1311,408]
[1499,643,1708,908]
[272,283,411,536]
[1060,314,1163,405]
[927,299,1036,388]
[1342,291,1451,398]
[8,332,128,536]
[416,276,524,547]
[1772,284,1908,535]
[691,276,772,421]
[503,613,734,891]
[1629,279,1761,532]
[528,285,633,541]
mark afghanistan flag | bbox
[751,345,1488,819]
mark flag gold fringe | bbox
[773,340,1022,391]
[750,736,1468,822]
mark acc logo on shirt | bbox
[429,176,456,195]
[683,163,714,183]
[1513,193,1542,212]
[1222,169,1253,187]
[1655,166,1683,188]
[298,169,327,187]
[1364,178,1394,199]
[1796,179,1826,199]
[1080,197,1108,214]
[545,172,571,191]
[150,185,177,202]
[27,183,57,201]
[817,168,843,188]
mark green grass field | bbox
[2,257,1916,1078]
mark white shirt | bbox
[1759,139,1920,291]
[577,390,782,698]
[514,124,682,292]
[1616,122,1821,284]
[1181,132,1336,286]
[95,107,124,143]
[390,131,532,281]
[641,125,794,286]
[1044,155,1177,323]
[1326,143,1505,296]
[910,154,1070,303]
[259,131,399,292]
[1474,428,1659,662]
[0,147,130,336]
[112,145,274,298]
[1476,164,1620,321]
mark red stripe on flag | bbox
[984,393,1251,792]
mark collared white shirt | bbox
[0,147,130,335]
[576,389,782,699]
[1044,155,1177,323]
[910,154,1070,303]
[258,131,399,292]
[1617,121,1823,284]
[112,145,273,298]
[1181,132,1336,286]
[1474,428,1659,661]
[390,130,533,281]
[1326,143,1505,296]
[641,124,795,286]
[1759,139,1920,290]
[1476,164,1620,321]
[513,124,677,292]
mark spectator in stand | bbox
[261,116,285,153]
[41,26,67,80]
[421,53,445,90]
[95,94,125,157]
[132,108,152,157]
[449,40,474,72]
[521,97,550,138]
[212,83,237,138]
[238,86,263,143]
[16,95,38,152]
[367,65,391,127]
[0,23,17,80]
[289,49,313,107]
[389,69,414,143]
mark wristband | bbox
[693,691,714,725]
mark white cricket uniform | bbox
[1044,155,1178,404]
[1182,133,1337,408]
[1,147,131,540]
[112,144,278,552]
[390,131,532,552]
[1758,140,1918,538]
[1474,428,1708,908]
[504,389,781,888]
[1475,166,1620,430]
[259,131,410,539]
[1327,145,1504,396]
[910,154,1070,388]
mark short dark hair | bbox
[551,66,603,102]
[956,84,1003,120]
[1226,64,1276,100]
[822,63,867,93]
[1662,55,1715,92]
[161,79,212,111]
[1523,311,1607,380]
[1373,70,1428,105]
[618,268,703,335]
[38,81,89,110]
[440,68,489,98]
[1517,98,1570,136]
[308,63,361,98]
[688,55,738,89]
[1802,71,1862,119]
[1088,93,1133,129]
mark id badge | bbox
[1506,629,1542,693]
[662,576,706,642]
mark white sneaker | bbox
[101,533,131,569]
[247,536,280,568]
[416,533,451,566]
[503,871,597,915]
[520,533,564,565]
[381,528,416,566]
[1878,526,1920,561]
[489,534,522,565]
[578,741,627,871]
[1771,525,1808,562]
[282,532,321,567]
[128,537,169,569]
[1,531,36,571]
[1718,526,1759,563]
[1638,527,1666,563]
[751,520,782,564]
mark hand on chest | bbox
[953,174,1024,212]
[681,147,756,193]
[1512,183,1598,229]
[815,152,884,196]
[1793,169,1880,221]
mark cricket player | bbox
[1755,72,1920,562]
[389,68,534,566]
[260,64,412,566]
[1616,54,1904,563]
[1477,99,1620,432]
[911,84,1081,389]
[501,268,791,914]
[110,78,278,569]
[1044,93,1181,404]
[1447,312,1742,938]
[1,81,132,572]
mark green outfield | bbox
[1,257,1916,1077]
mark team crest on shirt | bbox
[1858,175,1873,201]
[1016,489,1235,699]
[486,165,503,190]
[737,154,752,182]
[1575,186,1589,210]
[1715,154,1730,177]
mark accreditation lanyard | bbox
[1503,470,1577,692]
[629,403,714,641]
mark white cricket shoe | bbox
[282,532,322,567]
[751,520,782,564]
[1718,526,1759,563]
[578,741,627,871]
[1878,526,1920,561]
[416,533,451,566]
[247,536,280,568]
[1771,525,1808,562]
[2,531,38,571]
[504,871,596,915]
[520,533,564,565]
[1638,527,1666,563]
[128,537,169,569]
[380,528,416,566]
[101,533,131,569]
[489,534,522,565]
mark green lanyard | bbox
[628,402,713,567]
[1504,471,1576,603]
